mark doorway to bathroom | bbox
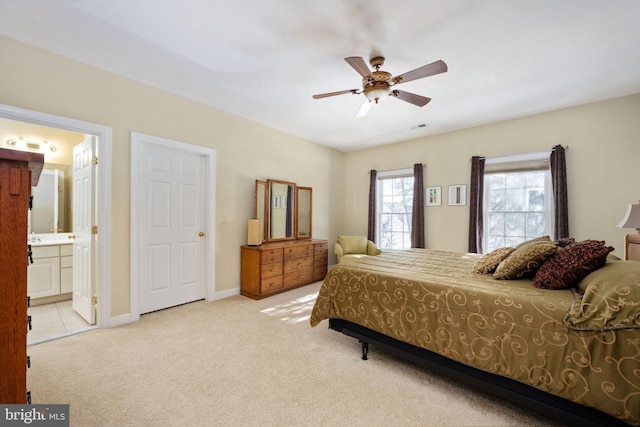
[0,103,112,344]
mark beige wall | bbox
[3,34,639,322]
[343,93,640,257]
[0,36,345,318]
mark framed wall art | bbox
[425,186,442,206]
[448,184,467,206]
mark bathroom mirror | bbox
[30,167,70,233]
[296,186,312,239]
[266,179,295,241]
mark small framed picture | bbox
[448,185,467,206]
[425,186,442,206]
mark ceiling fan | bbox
[313,56,447,117]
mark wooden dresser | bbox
[241,239,328,299]
[0,148,44,404]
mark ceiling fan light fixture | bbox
[312,55,447,115]
[364,83,390,103]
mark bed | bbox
[310,245,640,426]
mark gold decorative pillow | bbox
[514,235,551,250]
[565,259,640,331]
[472,247,515,274]
[494,241,557,280]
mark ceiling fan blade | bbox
[392,90,431,107]
[312,89,358,99]
[355,99,372,118]
[393,60,447,84]
[345,57,373,78]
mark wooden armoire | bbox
[0,148,44,403]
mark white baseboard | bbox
[105,288,240,327]
[108,313,134,328]
[215,287,240,300]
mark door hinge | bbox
[91,295,97,305]
[92,156,98,165]
[92,226,98,235]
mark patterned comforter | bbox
[310,249,640,425]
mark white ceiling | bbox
[1,0,639,152]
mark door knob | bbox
[198,231,205,237]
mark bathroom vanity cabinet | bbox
[27,243,73,302]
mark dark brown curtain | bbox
[468,156,485,253]
[550,145,569,239]
[411,163,425,248]
[367,169,377,242]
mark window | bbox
[377,169,414,249]
[484,168,553,252]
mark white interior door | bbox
[72,136,96,324]
[138,141,206,314]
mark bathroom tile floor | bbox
[27,300,95,345]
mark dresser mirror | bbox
[254,180,266,243]
[254,179,312,243]
[266,179,295,241]
[296,186,312,239]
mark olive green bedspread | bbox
[310,249,639,425]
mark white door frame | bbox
[130,132,216,321]
[0,103,113,328]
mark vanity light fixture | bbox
[6,137,57,153]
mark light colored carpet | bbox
[27,282,564,427]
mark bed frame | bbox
[329,318,629,427]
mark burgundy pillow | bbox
[554,237,575,247]
[533,240,614,289]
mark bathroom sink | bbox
[28,233,74,246]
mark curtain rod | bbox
[368,163,425,174]
[470,145,568,161]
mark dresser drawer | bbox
[284,257,313,274]
[284,244,313,260]
[314,242,328,256]
[314,251,328,265]
[260,248,283,264]
[261,276,283,293]
[261,261,283,279]
[284,268,313,286]
[314,264,328,281]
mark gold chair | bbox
[334,235,382,264]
